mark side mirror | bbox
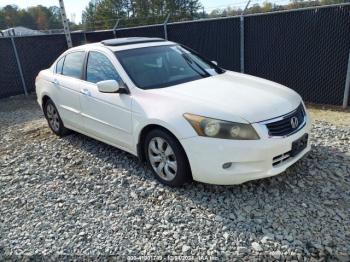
[97,80,120,93]
[211,61,218,66]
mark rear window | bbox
[62,52,85,79]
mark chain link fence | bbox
[0,4,349,107]
[14,35,68,93]
[244,5,350,106]
[167,18,241,72]
[0,38,23,97]
[116,25,165,39]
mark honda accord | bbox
[35,37,311,186]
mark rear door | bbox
[79,50,133,150]
[53,51,85,130]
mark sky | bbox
[0,0,251,24]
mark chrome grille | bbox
[266,104,306,137]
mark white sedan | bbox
[35,37,311,186]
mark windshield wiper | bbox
[181,53,210,78]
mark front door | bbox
[79,51,133,151]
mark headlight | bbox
[184,113,260,140]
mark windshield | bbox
[115,45,224,90]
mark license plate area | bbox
[291,133,308,157]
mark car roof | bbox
[101,37,165,46]
[67,37,176,53]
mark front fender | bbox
[131,114,198,156]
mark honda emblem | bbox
[290,117,299,129]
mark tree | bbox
[207,0,349,18]
[18,9,36,29]
[82,0,202,30]
[82,1,98,29]
[27,6,51,30]
[2,5,20,27]
[0,4,82,31]
[261,1,273,12]
[0,10,6,29]
[48,6,62,29]
[321,0,346,4]
[246,4,263,14]
[94,0,128,28]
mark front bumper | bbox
[180,116,311,185]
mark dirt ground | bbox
[306,103,350,127]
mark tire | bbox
[144,129,191,186]
[44,99,70,136]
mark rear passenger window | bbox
[56,57,64,74]
[62,52,85,79]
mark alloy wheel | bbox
[148,137,177,181]
[46,103,60,132]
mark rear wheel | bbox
[144,129,191,186]
[44,99,70,136]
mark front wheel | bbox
[144,129,191,186]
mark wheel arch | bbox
[41,94,61,117]
[137,123,193,181]
[42,95,51,109]
[137,124,170,162]
[136,124,189,166]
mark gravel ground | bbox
[307,104,350,128]
[1,95,350,261]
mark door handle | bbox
[81,88,91,96]
[53,79,59,85]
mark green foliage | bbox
[0,9,7,29]
[0,4,63,30]
[82,0,202,30]
[208,0,348,17]
[0,0,348,31]
[80,0,350,30]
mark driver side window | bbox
[86,51,121,84]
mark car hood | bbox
[153,71,302,123]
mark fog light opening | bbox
[222,162,232,169]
